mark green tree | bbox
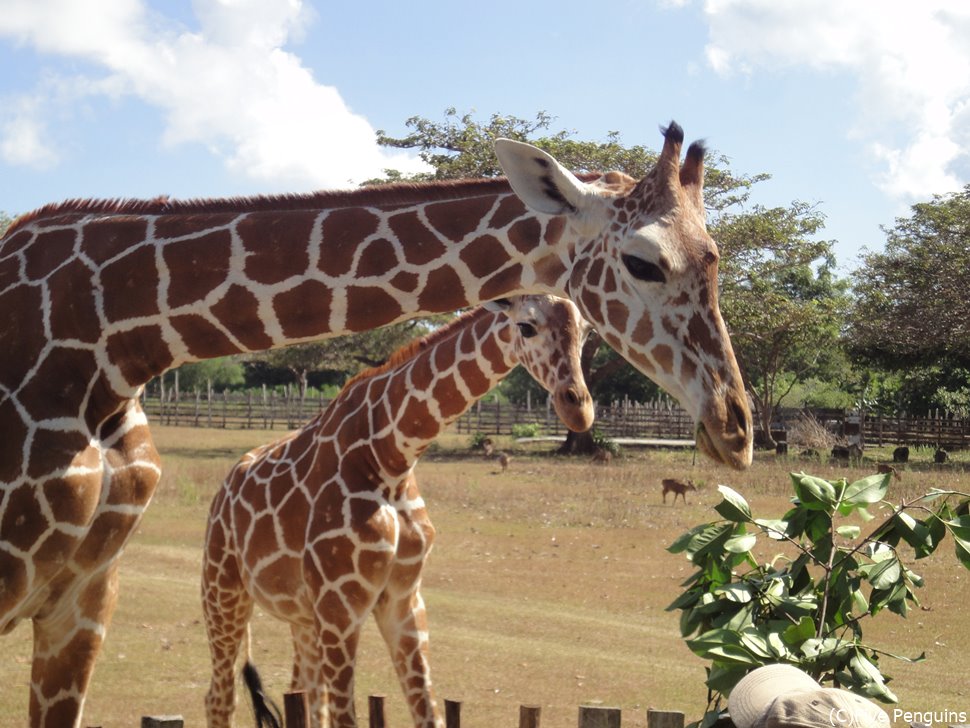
[168,357,245,391]
[252,318,438,395]
[0,211,13,237]
[850,187,970,372]
[716,204,850,447]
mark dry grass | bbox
[1,427,968,727]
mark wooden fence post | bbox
[578,706,621,728]
[520,704,541,728]
[647,709,685,728]
[445,699,462,728]
[283,691,309,728]
[141,717,184,728]
[368,695,386,728]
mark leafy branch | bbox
[666,472,970,728]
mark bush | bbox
[511,423,542,439]
[667,472,970,727]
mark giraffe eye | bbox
[622,254,666,284]
[516,322,538,339]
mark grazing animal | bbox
[202,296,594,728]
[495,452,512,472]
[591,447,613,465]
[893,446,910,464]
[662,478,697,504]
[1,122,752,726]
[935,448,949,464]
[876,463,901,480]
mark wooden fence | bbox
[139,387,970,451]
[129,694,688,728]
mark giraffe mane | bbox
[342,307,496,391]
[5,173,606,238]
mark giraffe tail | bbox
[242,661,283,728]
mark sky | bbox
[1,0,969,271]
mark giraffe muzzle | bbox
[553,385,595,433]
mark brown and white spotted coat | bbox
[202,296,594,728]
[0,122,751,727]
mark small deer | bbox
[662,478,697,505]
[495,452,511,472]
[876,463,901,480]
[591,447,612,465]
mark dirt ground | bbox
[0,427,967,727]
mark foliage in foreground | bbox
[666,472,970,727]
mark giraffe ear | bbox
[494,139,590,216]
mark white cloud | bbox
[0,97,58,169]
[0,0,429,188]
[696,0,970,203]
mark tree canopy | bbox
[849,186,970,371]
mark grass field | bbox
[1,426,968,727]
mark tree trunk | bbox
[557,429,598,455]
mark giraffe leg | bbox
[291,624,325,728]
[373,588,443,728]
[202,515,254,728]
[28,561,120,728]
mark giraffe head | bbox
[488,295,594,433]
[495,123,753,469]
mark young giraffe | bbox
[0,122,751,726]
[202,295,594,728]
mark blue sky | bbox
[2,0,969,271]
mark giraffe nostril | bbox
[729,396,748,434]
[564,388,580,406]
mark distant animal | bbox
[934,448,949,464]
[831,446,850,460]
[893,446,910,464]
[662,478,697,504]
[876,463,901,480]
[591,447,613,465]
[495,452,511,472]
[482,438,495,457]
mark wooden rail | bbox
[139,388,970,451]
[130,694,688,727]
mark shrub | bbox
[511,423,542,439]
[667,472,970,727]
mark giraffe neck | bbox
[3,180,570,410]
[325,307,518,478]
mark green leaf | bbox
[946,515,970,541]
[868,556,902,589]
[754,518,789,540]
[791,472,838,510]
[849,652,898,703]
[707,644,761,665]
[686,523,735,560]
[781,615,816,646]
[715,485,752,521]
[836,525,861,539]
[714,583,754,603]
[738,628,775,659]
[954,535,970,570]
[850,588,869,615]
[724,533,757,553]
[842,473,891,506]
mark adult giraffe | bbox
[0,122,751,726]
